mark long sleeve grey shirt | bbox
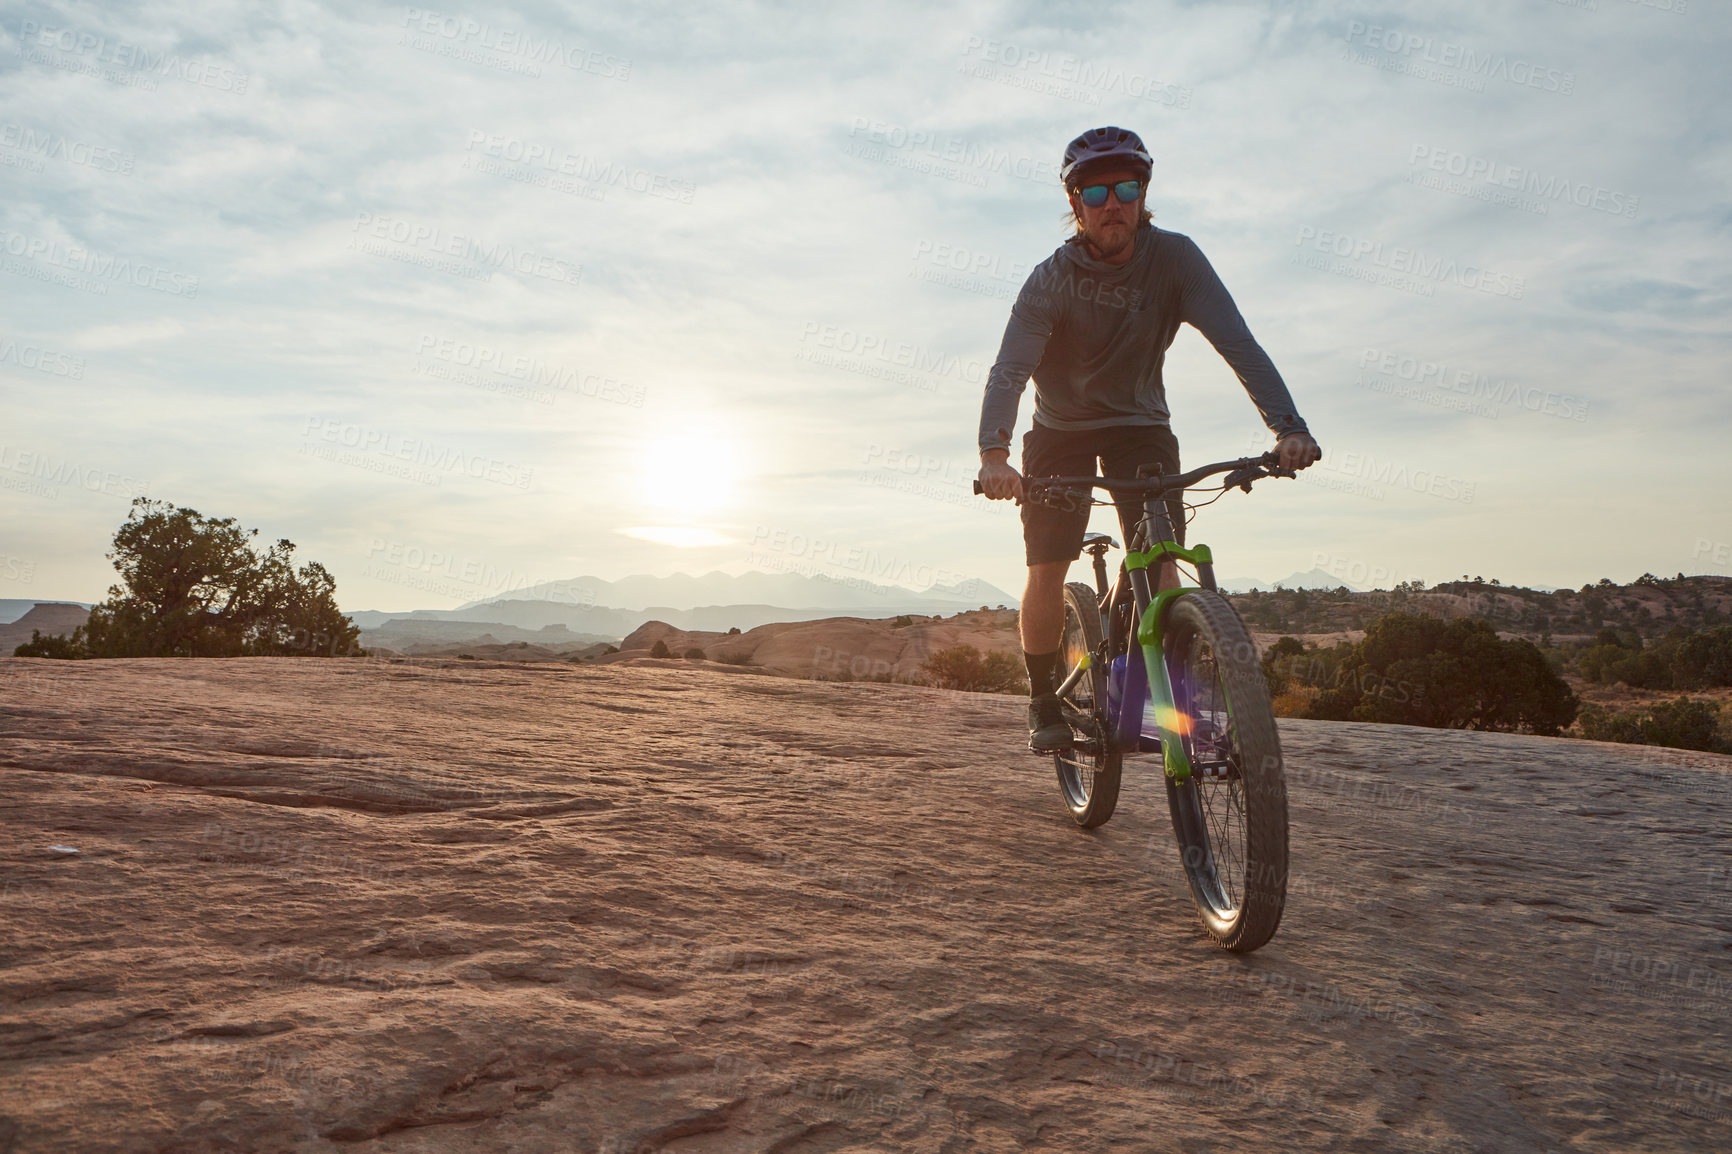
[978,222,1309,453]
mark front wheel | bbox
[1054,581,1121,828]
[1162,591,1288,952]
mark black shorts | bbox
[1021,422,1184,566]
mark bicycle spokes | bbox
[1177,636,1248,910]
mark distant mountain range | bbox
[1214,568,1363,594]
[346,570,1022,646]
[448,570,1016,613]
[342,567,1396,648]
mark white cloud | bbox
[1,0,1727,606]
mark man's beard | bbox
[1081,216,1136,260]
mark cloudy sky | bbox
[1,0,1726,611]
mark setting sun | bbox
[637,427,742,516]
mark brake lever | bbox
[1038,487,1088,512]
[1222,465,1266,492]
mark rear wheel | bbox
[1054,582,1121,828]
[1161,591,1288,952]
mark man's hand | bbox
[1275,432,1321,473]
[978,449,1024,500]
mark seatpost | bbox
[1091,547,1109,596]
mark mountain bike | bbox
[975,452,1299,952]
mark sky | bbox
[1,0,1727,611]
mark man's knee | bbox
[1026,560,1070,590]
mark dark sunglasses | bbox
[1076,179,1143,208]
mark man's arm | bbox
[1175,235,1315,465]
[979,274,1057,456]
[978,272,1058,499]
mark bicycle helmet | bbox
[1061,126,1152,188]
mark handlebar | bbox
[972,450,1311,503]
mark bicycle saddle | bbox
[1082,532,1119,551]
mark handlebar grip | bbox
[973,480,983,495]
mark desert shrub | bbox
[1578,697,1728,753]
[892,615,914,628]
[37,498,361,659]
[1669,626,1732,688]
[13,630,84,658]
[918,644,1027,694]
[1577,631,1669,689]
[1308,613,1578,736]
[714,651,754,665]
[1261,636,1354,700]
[650,640,671,658]
[726,626,741,635]
[1573,625,1732,691]
[684,647,707,660]
[1259,636,1305,696]
[1269,686,1320,719]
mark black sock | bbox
[1024,650,1059,697]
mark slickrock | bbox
[2,655,1729,1152]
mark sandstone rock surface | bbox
[612,608,1020,681]
[2,655,1730,1152]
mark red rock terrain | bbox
[0,604,91,654]
[609,609,1020,681]
[2,655,1731,1152]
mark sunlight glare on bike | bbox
[1153,704,1194,736]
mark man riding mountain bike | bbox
[975,126,1321,753]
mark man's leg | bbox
[1021,559,1070,705]
[1020,425,1091,752]
[1021,557,1077,752]
[1020,560,1070,654]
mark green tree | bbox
[1573,625,1732,691]
[1579,697,1728,753]
[23,498,361,658]
[1309,613,1578,736]
[13,631,85,659]
[1672,626,1732,689]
